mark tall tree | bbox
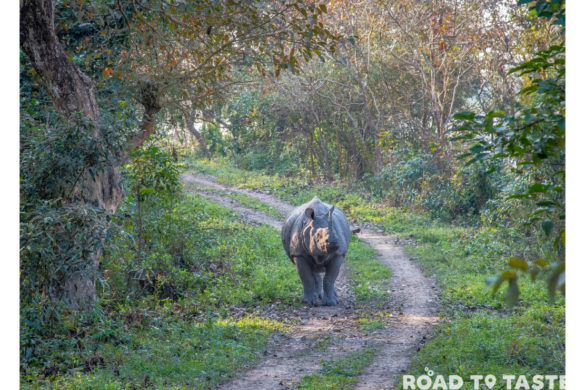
[21,0,128,308]
[20,0,336,308]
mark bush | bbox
[359,149,504,221]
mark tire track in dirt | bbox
[182,172,440,389]
[353,232,439,390]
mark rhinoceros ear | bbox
[304,207,315,220]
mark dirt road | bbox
[182,172,440,389]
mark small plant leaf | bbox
[542,218,554,236]
[453,111,476,121]
[508,256,529,271]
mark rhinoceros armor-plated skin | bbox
[281,196,351,306]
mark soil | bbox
[182,172,440,390]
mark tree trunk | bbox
[316,127,332,182]
[308,137,316,182]
[309,106,332,181]
[20,0,159,309]
[185,114,211,157]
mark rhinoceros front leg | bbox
[322,255,343,306]
[314,272,324,300]
[294,256,319,305]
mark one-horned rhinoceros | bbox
[281,196,351,306]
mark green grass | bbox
[187,157,287,191]
[295,348,376,389]
[226,192,283,219]
[312,334,334,351]
[191,183,283,219]
[401,304,565,389]
[24,317,286,390]
[394,216,565,389]
[358,316,386,331]
[381,217,553,310]
[374,207,565,389]
[188,157,361,207]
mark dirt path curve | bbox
[182,172,440,389]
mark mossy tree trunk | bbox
[20,0,160,309]
[185,113,211,157]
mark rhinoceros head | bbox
[302,205,340,256]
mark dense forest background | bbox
[17,0,567,388]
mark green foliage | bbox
[20,202,107,304]
[363,149,504,221]
[20,100,127,204]
[110,0,338,118]
[115,143,186,298]
[22,312,286,390]
[358,316,386,331]
[125,143,183,201]
[200,123,228,156]
[295,348,376,390]
[452,0,564,303]
[195,55,389,180]
[519,0,565,28]
[400,219,556,311]
[201,86,304,176]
